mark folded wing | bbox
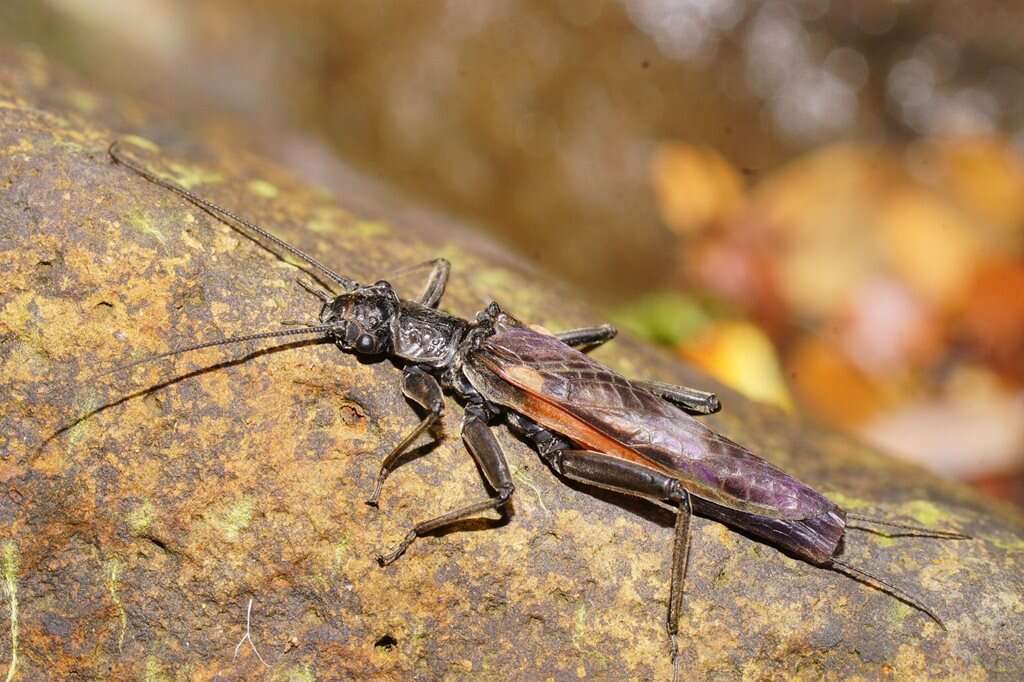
[472,326,834,521]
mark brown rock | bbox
[1,49,1023,680]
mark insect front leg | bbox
[554,324,617,351]
[295,277,333,303]
[415,257,451,308]
[635,380,721,415]
[376,403,515,565]
[366,366,445,506]
[539,447,693,682]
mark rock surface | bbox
[1,49,1023,680]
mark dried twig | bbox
[233,598,268,667]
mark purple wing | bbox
[472,325,835,522]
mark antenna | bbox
[108,140,358,291]
[100,325,338,377]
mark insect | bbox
[101,140,967,679]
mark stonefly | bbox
[102,140,968,680]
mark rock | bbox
[1,49,1023,680]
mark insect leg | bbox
[540,448,693,680]
[635,380,721,415]
[366,366,445,507]
[668,493,693,682]
[415,258,450,308]
[545,449,683,502]
[548,328,720,415]
[376,404,515,565]
[295,277,333,303]
[554,324,617,351]
[382,258,450,306]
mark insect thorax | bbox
[390,301,470,368]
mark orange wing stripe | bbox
[484,359,670,472]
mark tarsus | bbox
[831,558,946,630]
[108,139,357,291]
[99,324,338,377]
[846,513,970,540]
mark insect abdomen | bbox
[698,500,847,564]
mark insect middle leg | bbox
[635,380,721,415]
[550,326,720,415]
[376,403,515,565]
[367,366,445,506]
[555,324,617,351]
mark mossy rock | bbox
[1,49,1023,680]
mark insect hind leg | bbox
[668,494,692,682]
[529,436,694,682]
[505,412,571,457]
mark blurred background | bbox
[3,0,1022,507]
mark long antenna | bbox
[831,558,945,630]
[100,325,338,377]
[108,140,357,291]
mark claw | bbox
[365,468,389,507]
[670,634,682,682]
[377,530,418,566]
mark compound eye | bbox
[356,334,376,353]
